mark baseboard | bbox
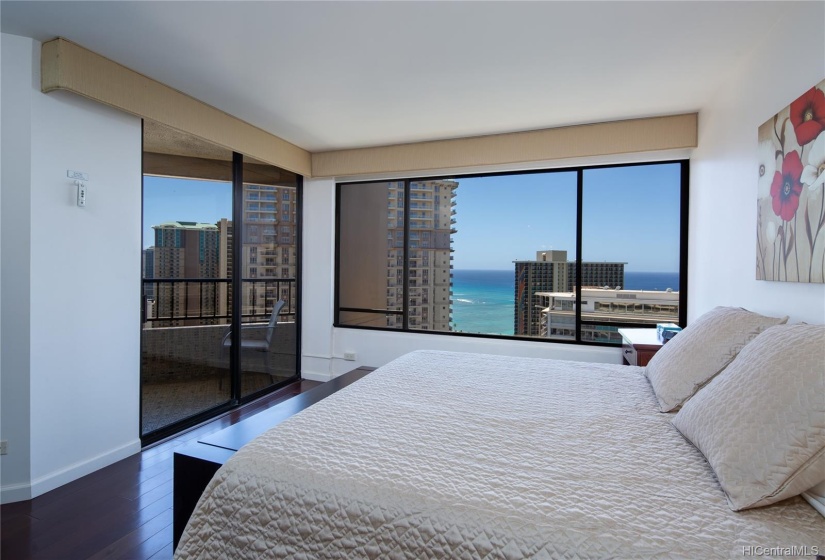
[301,370,333,382]
[0,481,32,504]
[301,354,372,382]
[301,355,333,382]
[1,439,142,503]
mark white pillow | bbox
[645,306,787,412]
[672,323,825,511]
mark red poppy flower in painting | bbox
[770,150,804,221]
[790,87,825,145]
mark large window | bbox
[335,161,687,345]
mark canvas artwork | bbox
[756,79,825,283]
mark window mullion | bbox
[678,161,690,328]
[403,180,411,331]
[575,168,583,343]
[230,152,244,404]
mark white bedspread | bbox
[176,350,824,559]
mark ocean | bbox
[451,269,679,335]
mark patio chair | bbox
[220,299,286,386]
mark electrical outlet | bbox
[0,440,7,455]
[343,351,356,361]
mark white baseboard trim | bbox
[301,354,333,382]
[0,481,32,504]
[302,354,370,382]
[1,439,141,503]
[302,370,333,382]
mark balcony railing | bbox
[142,277,297,325]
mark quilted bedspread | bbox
[176,351,824,559]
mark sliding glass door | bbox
[238,158,300,398]
[140,121,301,444]
[141,173,234,436]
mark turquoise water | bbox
[451,269,679,335]
[452,270,516,335]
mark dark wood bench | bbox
[173,367,373,548]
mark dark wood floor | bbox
[1,379,321,560]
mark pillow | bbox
[645,306,787,412]
[671,323,825,511]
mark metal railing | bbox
[142,277,296,325]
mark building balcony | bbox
[140,277,298,434]
[409,212,433,220]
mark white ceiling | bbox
[1,1,787,152]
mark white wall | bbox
[301,178,338,378]
[1,32,34,502]
[689,2,825,323]
[0,34,142,502]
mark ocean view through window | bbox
[451,270,680,336]
[336,161,687,346]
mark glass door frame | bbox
[140,132,302,446]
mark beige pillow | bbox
[672,323,825,511]
[645,306,787,412]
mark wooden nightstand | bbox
[618,328,663,367]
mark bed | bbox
[175,312,824,559]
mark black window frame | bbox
[334,159,689,347]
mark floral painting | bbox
[757,79,825,283]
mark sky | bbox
[450,163,682,271]
[144,162,682,272]
[143,176,232,248]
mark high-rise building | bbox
[217,218,232,320]
[239,184,298,318]
[385,180,458,330]
[514,250,625,336]
[147,183,298,327]
[142,247,155,298]
[152,221,222,324]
